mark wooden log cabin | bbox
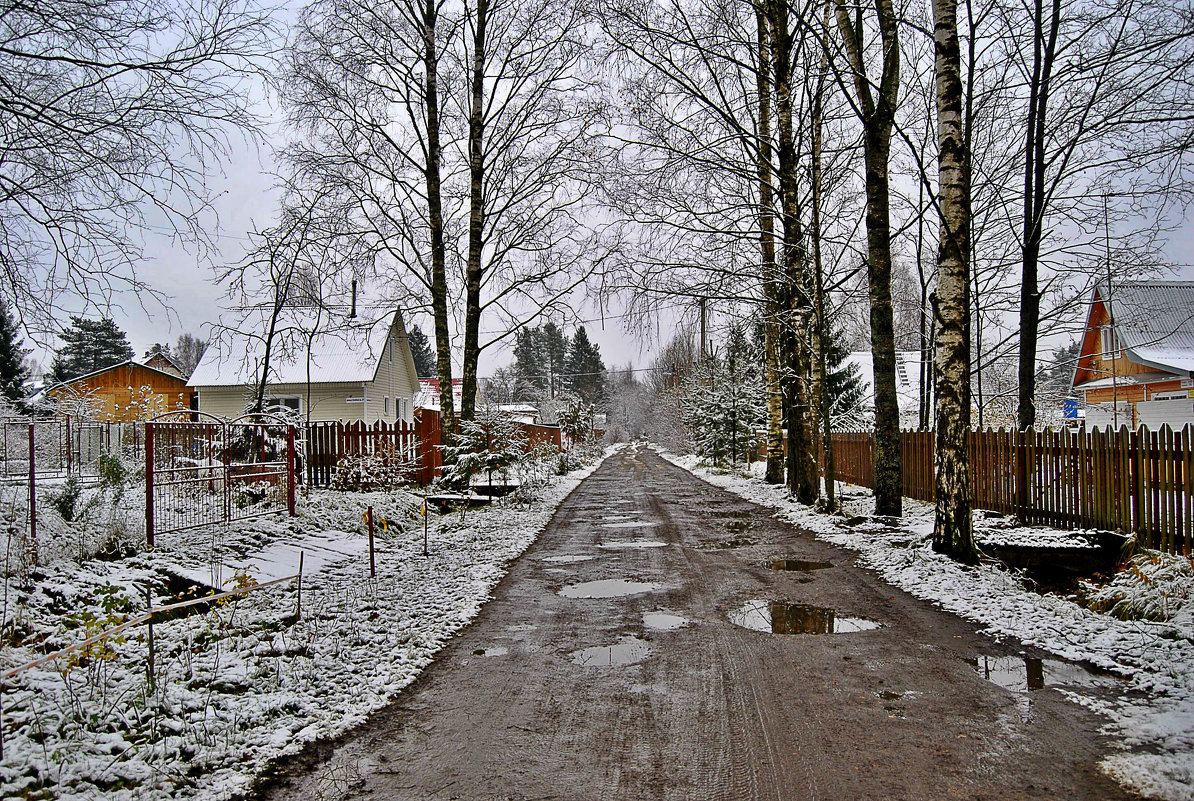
[43,360,193,422]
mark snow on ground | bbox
[0,445,617,801]
[659,448,1194,801]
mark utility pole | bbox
[699,297,707,365]
[1104,195,1119,430]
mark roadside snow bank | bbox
[658,448,1194,801]
[0,446,617,801]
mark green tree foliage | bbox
[825,327,868,428]
[0,301,29,407]
[408,324,436,378]
[49,317,134,383]
[513,322,577,401]
[439,406,528,489]
[557,394,596,443]
[682,324,765,466]
[564,326,605,405]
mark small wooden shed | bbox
[44,360,194,422]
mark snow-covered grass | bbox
[0,445,617,801]
[658,448,1194,801]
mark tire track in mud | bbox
[254,446,1135,801]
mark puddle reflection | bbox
[570,636,651,667]
[969,655,1121,692]
[559,579,663,598]
[769,559,833,571]
[729,600,882,635]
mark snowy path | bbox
[258,445,1131,801]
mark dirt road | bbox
[256,446,1133,800]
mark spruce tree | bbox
[49,317,134,383]
[0,301,30,406]
[564,326,605,405]
[407,324,436,378]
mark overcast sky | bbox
[23,0,1194,378]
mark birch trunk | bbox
[755,5,786,485]
[932,0,977,561]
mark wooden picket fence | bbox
[304,411,564,488]
[831,425,1193,555]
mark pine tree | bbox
[50,317,134,383]
[565,326,605,405]
[0,301,30,406]
[541,322,569,399]
[825,327,868,428]
[513,326,548,395]
[407,324,436,378]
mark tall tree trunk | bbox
[932,0,977,562]
[1016,0,1061,431]
[769,0,816,504]
[811,7,834,511]
[834,0,902,515]
[423,0,455,442]
[755,5,786,485]
[461,0,489,423]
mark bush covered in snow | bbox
[329,447,414,492]
[1080,550,1194,625]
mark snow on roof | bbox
[47,358,187,390]
[843,350,926,414]
[415,378,463,410]
[1099,280,1194,376]
[188,309,400,387]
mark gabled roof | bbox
[1096,280,1194,376]
[188,308,417,391]
[49,359,188,390]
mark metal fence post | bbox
[64,415,71,473]
[145,422,155,548]
[287,425,296,516]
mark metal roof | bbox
[188,309,406,388]
[1101,280,1194,376]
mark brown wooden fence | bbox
[831,426,1192,555]
[304,412,564,488]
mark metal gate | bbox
[144,412,296,546]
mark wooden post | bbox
[145,422,155,548]
[287,425,297,516]
[367,505,375,578]
[423,496,429,557]
[295,551,304,621]
[27,424,36,564]
[65,415,71,473]
[145,585,155,693]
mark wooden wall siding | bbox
[829,426,1191,555]
[51,364,192,422]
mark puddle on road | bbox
[729,600,883,635]
[769,559,833,572]
[473,646,509,657]
[540,555,597,563]
[643,611,691,630]
[559,579,663,598]
[599,540,667,550]
[570,636,651,667]
[969,655,1122,692]
[602,521,660,529]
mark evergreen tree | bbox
[0,301,30,406]
[541,321,569,399]
[825,326,867,428]
[513,326,548,395]
[50,317,134,383]
[564,326,605,405]
[681,325,765,466]
[407,324,436,378]
[145,343,173,359]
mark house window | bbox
[384,396,390,415]
[1153,391,1189,401]
[1101,326,1118,358]
[388,339,394,363]
[265,396,301,415]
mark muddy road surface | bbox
[257,446,1133,801]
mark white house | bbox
[188,309,421,424]
[842,350,927,427]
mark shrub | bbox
[330,448,412,492]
